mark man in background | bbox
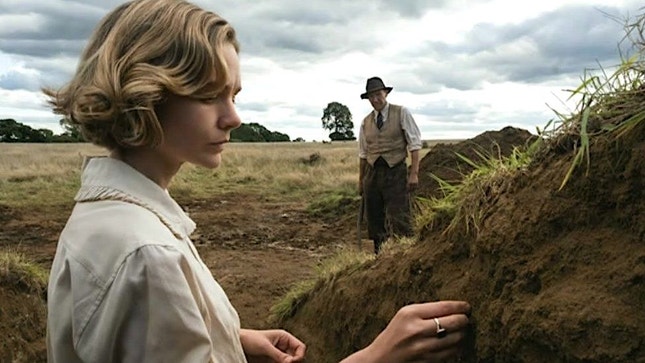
[358,76,422,254]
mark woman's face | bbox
[155,43,242,169]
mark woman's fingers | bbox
[406,300,471,320]
[418,313,471,338]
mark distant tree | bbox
[0,119,52,142]
[1,119,28,142]
[293,137,305,142]
[38,128,55,141]
[249,122,289,142]
[231,122,291,142]
[321,102,355,141]
[0,118,87,143]
[58,118,84,142]
[231,123,264,142]
[267,131,290,142]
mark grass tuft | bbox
[306,191,359,219]
[269,247,374,323]
[537,11,645,189]
[415,144,535,238]
[0,250,48,295]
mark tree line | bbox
[0,119,293,143]
[0,119,82,143]
[2,100,357,143]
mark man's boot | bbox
[374,238,385,254]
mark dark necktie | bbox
[376,112,383,129]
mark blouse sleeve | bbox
[76,245,214,363]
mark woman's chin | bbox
[195,154,222,169]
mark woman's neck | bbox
[109,148,181,190]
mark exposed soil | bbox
[278,124,645,362]
[2,125,642,362]
[0,193,351,362]
[416,126,536,199]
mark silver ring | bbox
[434,317,447,338]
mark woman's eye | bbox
[200,97,217,104]
[199,93,236,104]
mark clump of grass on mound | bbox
[269,247,375,323]
[415,143,537,238]
[416,14,645,238]
[306,191,359,220]
[0,250,48,363]
[537,13,645,189]
[0,250,48,295]
[378,235,418,254]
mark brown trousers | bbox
[363,158,413,253]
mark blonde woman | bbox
[45,1,471,362]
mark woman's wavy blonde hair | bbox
[43,0,239,150]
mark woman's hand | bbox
[341,300,471,363]
[240,329,306,363]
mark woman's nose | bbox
[219,104,242,130]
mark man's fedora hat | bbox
[360,77,393,99]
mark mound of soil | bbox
[417,126,536,199]
[278,123,645,362]
[0,283,47,362]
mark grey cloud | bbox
[401,4,631,93]
[414,102,480,121]
[263,30,325,54]
[293,105,321,119]
[213,0,450,24]
[239,102,270,112]
[4,55,78,90]
[0,71,41,91]
[478,5,629,82]
[218,0,444,59]
[378,0,448,18]
[268,119,313,129]
[0,1,109,61]
[0,39,85,58]
[245,1,366,25]
[390,73,443,94]
[0,2,106,41]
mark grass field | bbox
[0,140,451,208]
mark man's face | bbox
[367,89,388,111]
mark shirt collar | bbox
[74,156,196,239]
[373,102,390,120]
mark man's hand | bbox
[240,329,306,363]
[408,172,419,192]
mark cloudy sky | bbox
[0,0,642,141]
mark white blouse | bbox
[47,157,246,363]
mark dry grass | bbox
[0,250,48,295]
[269,245,375,323]
[173,142,361,201]
[0,143,106,208]
[0,141,442,208]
